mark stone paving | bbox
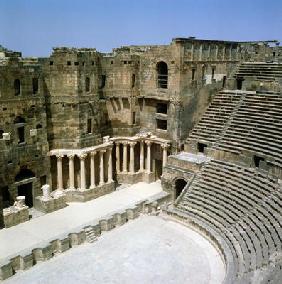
[0,181,163,263]
[4,215,225,284]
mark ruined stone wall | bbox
[0,53,50,205]
[43,48,105,149]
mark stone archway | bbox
[175,179,187,200]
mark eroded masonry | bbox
[0,37,282,283]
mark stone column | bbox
[68,154,75,190]
[146,141,152,173]
[161,143,169,168]
[90,151,96,188]
[79,154,87,190]
[139,141,144,172]
[56,154,63,190]
[129,142,136,174]
[123,142,128,173]
[199,44,203,61]
[115,143,120,173]
[108,147,113,183]
[99,150,106,186]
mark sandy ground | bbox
[4,215,225,284]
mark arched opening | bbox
[14,79,21,96]
[32,78,39,94]
[175,179,187,199]
[14,116,26,144]
[85,77,90,92]
[15,168,35,207]
[157,61,168,89]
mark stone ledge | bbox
[0,192,170,281]
[3,206,29,228]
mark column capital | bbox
[90,151,96,157]
[99,149,107,154]
[79,153,87,160]
[161,143,169,149]
[68,153,75,159]
[145,140,152,146]
[129,141,137,147]
[56,154,64,160]
[122,141,129,145]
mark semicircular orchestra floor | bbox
[5,215,225,284]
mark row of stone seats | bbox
[213,92,282,167]
[236,63,282,80]
[176,159,281,280]
[188,92,242,143]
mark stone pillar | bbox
[146,141,152,173]
[99,150,106,186]
[129,142,136,174]
[115,143,120,173]
[56,155,63,190]
[161,143,169,168]
[199,44,203,61]
[139,141,144,172]
[68,154,75,189]
[79,154,87,190]
[42,184,51,201]
[108,147,113,183]
[123,142,128,173]
[90,151,96,188]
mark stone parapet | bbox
[3,206,29,228]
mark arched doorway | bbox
[175,179,187,199]
[157,61,168,89]
[15,168,35,207]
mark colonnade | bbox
[52,139,169,191]
[55,147,113,191]
[115,140,169,175]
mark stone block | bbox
[113,212,127,226]
[0,262,13,280]
[32,245,53,262]
[57,238,70,253]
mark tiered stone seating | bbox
[213,92,282,167]
[236,62,282,81]
[176,159,281,280]
[188,92,242,143]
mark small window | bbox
[110,61,114,64]
[201,66,205,81]
[0,130,3,139]
[17,126,25,143]
[197,142,207,153]
[123,61,127,64]
[156,103,168,114]
[85,77,90,92]
[273,52,276,57]
[222,76,226,88]
[132,112,136,124]
[192,68,196,80]
[92,61,95,65]
[67,61,71,66]
[36,124,42,129]
[32,78,39,94]
[14,79,21,96]
[87,118,92,134]
[50,61,54,65]
[131,74,135,88]
[156,119,167,130]
[74,62,79,66]
[82,62,85,66]
[157,61,168,89]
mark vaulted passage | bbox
[175,179,187,199]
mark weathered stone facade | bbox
[0,38,280,225]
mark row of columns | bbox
[115,140,169,175]
[55,147,113,191]
[55,141,169,190]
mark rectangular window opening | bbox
[156,103,168,114]
[156,119,167,130]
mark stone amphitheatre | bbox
[0,37,281,283]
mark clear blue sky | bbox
[0,0,281,57]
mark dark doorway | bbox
[0,186,12,208]
[197,142,207,153]
[236,78,244,90]
[222,76,226,88]
[253,155,265,168]
[18,183,33,207]
[175,179,187,199]
[155,160,162,180]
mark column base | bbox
[51,189,65,198]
